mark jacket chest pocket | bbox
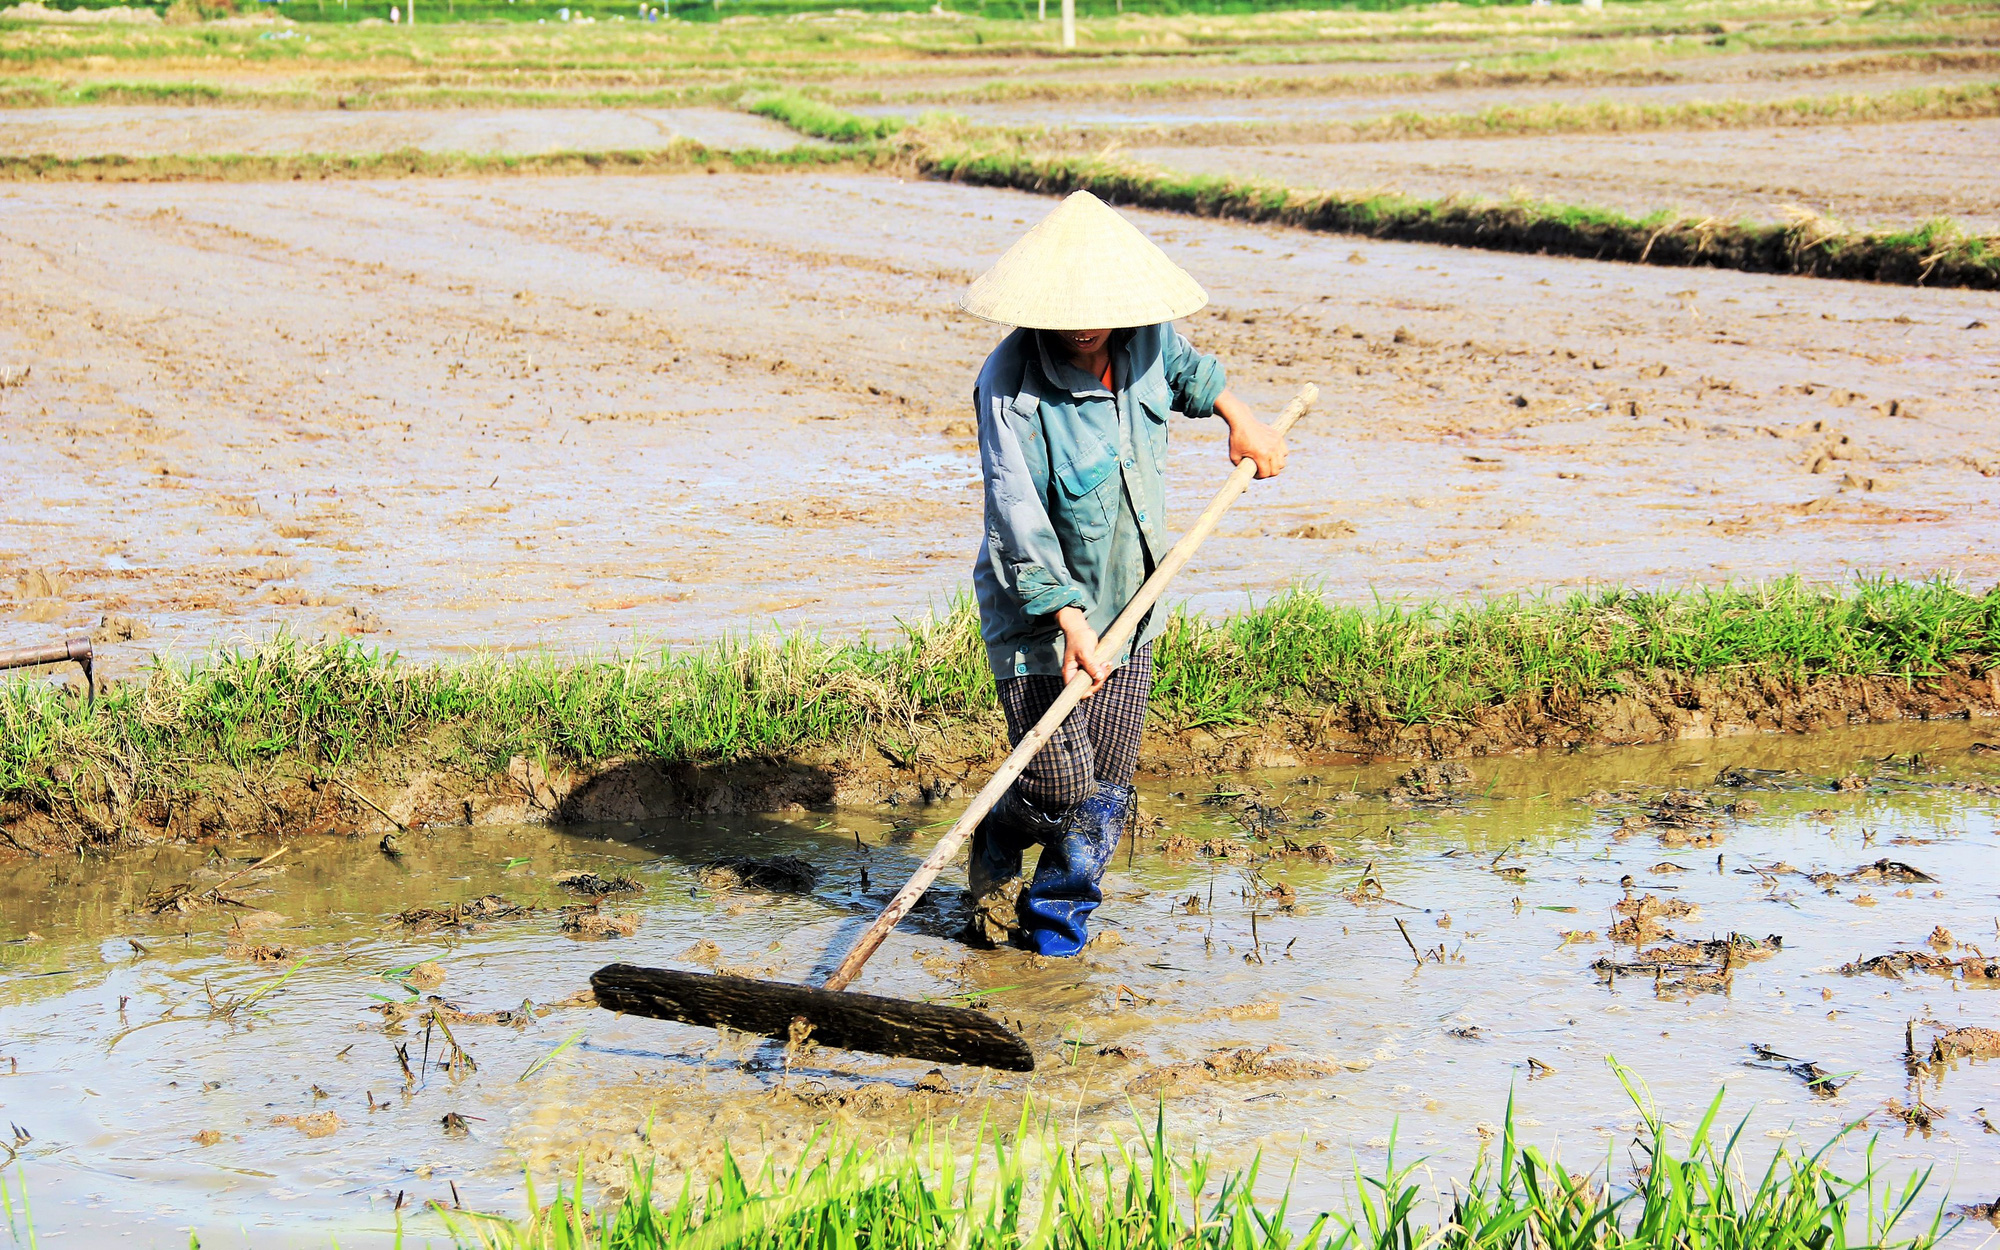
[1054,441,1120,536]
[1135,382,1171,461]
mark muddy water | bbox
[4,174,1996,676]
[3,722,1997,1245]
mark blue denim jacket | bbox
[971,323,1227,681]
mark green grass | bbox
[0,140,882,180]
[443,1064,1950,1248]
[2,578,1994,844]
[3,0,1995,84]
[747,89,903,141]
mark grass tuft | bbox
[442,1063,1950,1249]
[745,91,903,142]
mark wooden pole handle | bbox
[822,383,1318,991]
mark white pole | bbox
[1060,0,1073,47]
[1037,0,1043,19]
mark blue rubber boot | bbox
[959,789,1064,948]
[1017,781,1134,957]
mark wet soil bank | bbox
[916,143,2000,290]
[1126,117,2000,239]
[3,643,1993,856]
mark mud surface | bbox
[857,68,1998,129]
[3,721,1997,1245]
[831,50,2000,96]
[3,174,1996,671]
[0,106,819,159]
[1127,117,2000,235]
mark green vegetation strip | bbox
[832,48,2000,108]
[0,141,880,181]
[1035,81,2000,147]
[918,139,2000,288]
[748,90,904,142]
[3,579,1994,837]
[0,76,767,110]
[6,78,1995,286]
[443,1069,1951,1248]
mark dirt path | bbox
[1,172,1996,670]
[1125,117,2000,235]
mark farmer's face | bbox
[1058,328,1114,359]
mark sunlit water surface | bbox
[3,720,1997,1246]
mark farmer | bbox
[957,190,1287,957]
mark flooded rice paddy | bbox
[3,720,1998,1245]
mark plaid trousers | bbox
[995,643,1153,811]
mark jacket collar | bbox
[1031,328,1131,402]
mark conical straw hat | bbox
[960,190,1208,330]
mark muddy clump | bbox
[1127,1045,1344,1096]
[559,902,639,939]
[1639,934,1781,966]
[1389,762,1473,802]
[696,856,819,894]
[1613,893,1698,921]
[1839,940,1994,981]
[554,870,642,898]
[398,894,535,931]
[1593,932,1781,976]
[1955,1198,2000,1227]
[227,941,292,962]
[1928,1027,2000,1062]
[774,1072,958,1118]
[1842,950,1954,976]
[1846,858,1936,883]
[1608,893,1697,945]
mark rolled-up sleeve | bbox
[1162,327,1226,419]
[978,388,1086,619]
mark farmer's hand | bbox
[1216,389,1287,480]
[1055,606,1109,696]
